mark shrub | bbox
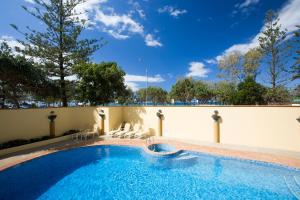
[235,76,266,105]
[263,87,291,105]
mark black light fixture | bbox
[99,109,105,119]
[48,111,57,122]
[156,109,164,119]
[297,116,300,123]
[211,110,220,122]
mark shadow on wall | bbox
[124,106,146,128]
[92,109,102,133]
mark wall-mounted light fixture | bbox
[297,116,300,123]
[48,111,57,138]
[156,110,164,137]
[98,109,105,135]
[156,109,164,119]
[211,110,221,143]
[99,109,105,119]
[211,110,220,122]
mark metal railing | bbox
[146,136,154,146]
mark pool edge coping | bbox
[1,138,300,171]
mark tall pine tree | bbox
[11,0,102,106]
[292,25,300,80]
[258,10,289,89]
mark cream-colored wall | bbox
[122,106,300,152]
[217,107,300,151]
[1,106,300,152]
[0,107,99,143]
[107,107,123,131]
[0,106,124,143]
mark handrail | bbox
[146,136,154,146]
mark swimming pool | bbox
[0,145,299,200]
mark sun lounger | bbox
[113,123,131,138]
[133,128,150,139]
[108,123,124,136]
[121,124,141,138]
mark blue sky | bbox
[0,0,300,91]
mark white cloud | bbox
[125,74,165,91]
[0,35,24,56]
[145,34,162,47]
[0,36,23,50]
[232,0,260,16]
[75,0,162,47]
[158,6,187,18]
[216,0,300,61]
[186,62,210,78]
[24,0,35,4]
[76,0,143,39]
[136,9,146,19]
[235,0,260,9]
[125,74,165,83]
[104,29,129,40]
[128,0,146,19]
[0,35,44,63]
[95,10,144,35]
[125,82,139,91]
[204,59,217,65]
[277,0,300,33]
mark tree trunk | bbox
[11,90,20,108]
[0,85,4,109]
[271,49,276,89]
[59,0,67,107]
[60,71,67,107]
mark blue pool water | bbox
[0,145,300,200]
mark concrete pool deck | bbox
[1,136,300,171]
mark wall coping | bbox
[1,105,300,111]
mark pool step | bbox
[174,152,198,161]
[284,175,300,199]
[294,176,300,188]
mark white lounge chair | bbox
[134,128,150,139]
[78,124,99,140]
[113,123,131,138]
[121,124,141,138]
[72,131,82,140]
[108,123,124,137]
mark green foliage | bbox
[243,48,263,79]
[218,47,263,83]
[258,10,290,88]
[218,51,243,83]
[169,78,195,103]
[169,78,216,103]
[235,77,266,105]
[263,87,291,105]
[117,88,135,105]
[75,62,126,105]
[12,0,103,106]
[194,81,215,101]
[137,86,168,105]
[292,25,300,80]
[218,48,263,83]
[292,85,300,99]
[0,42,58,108]
[214,82,237,105]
